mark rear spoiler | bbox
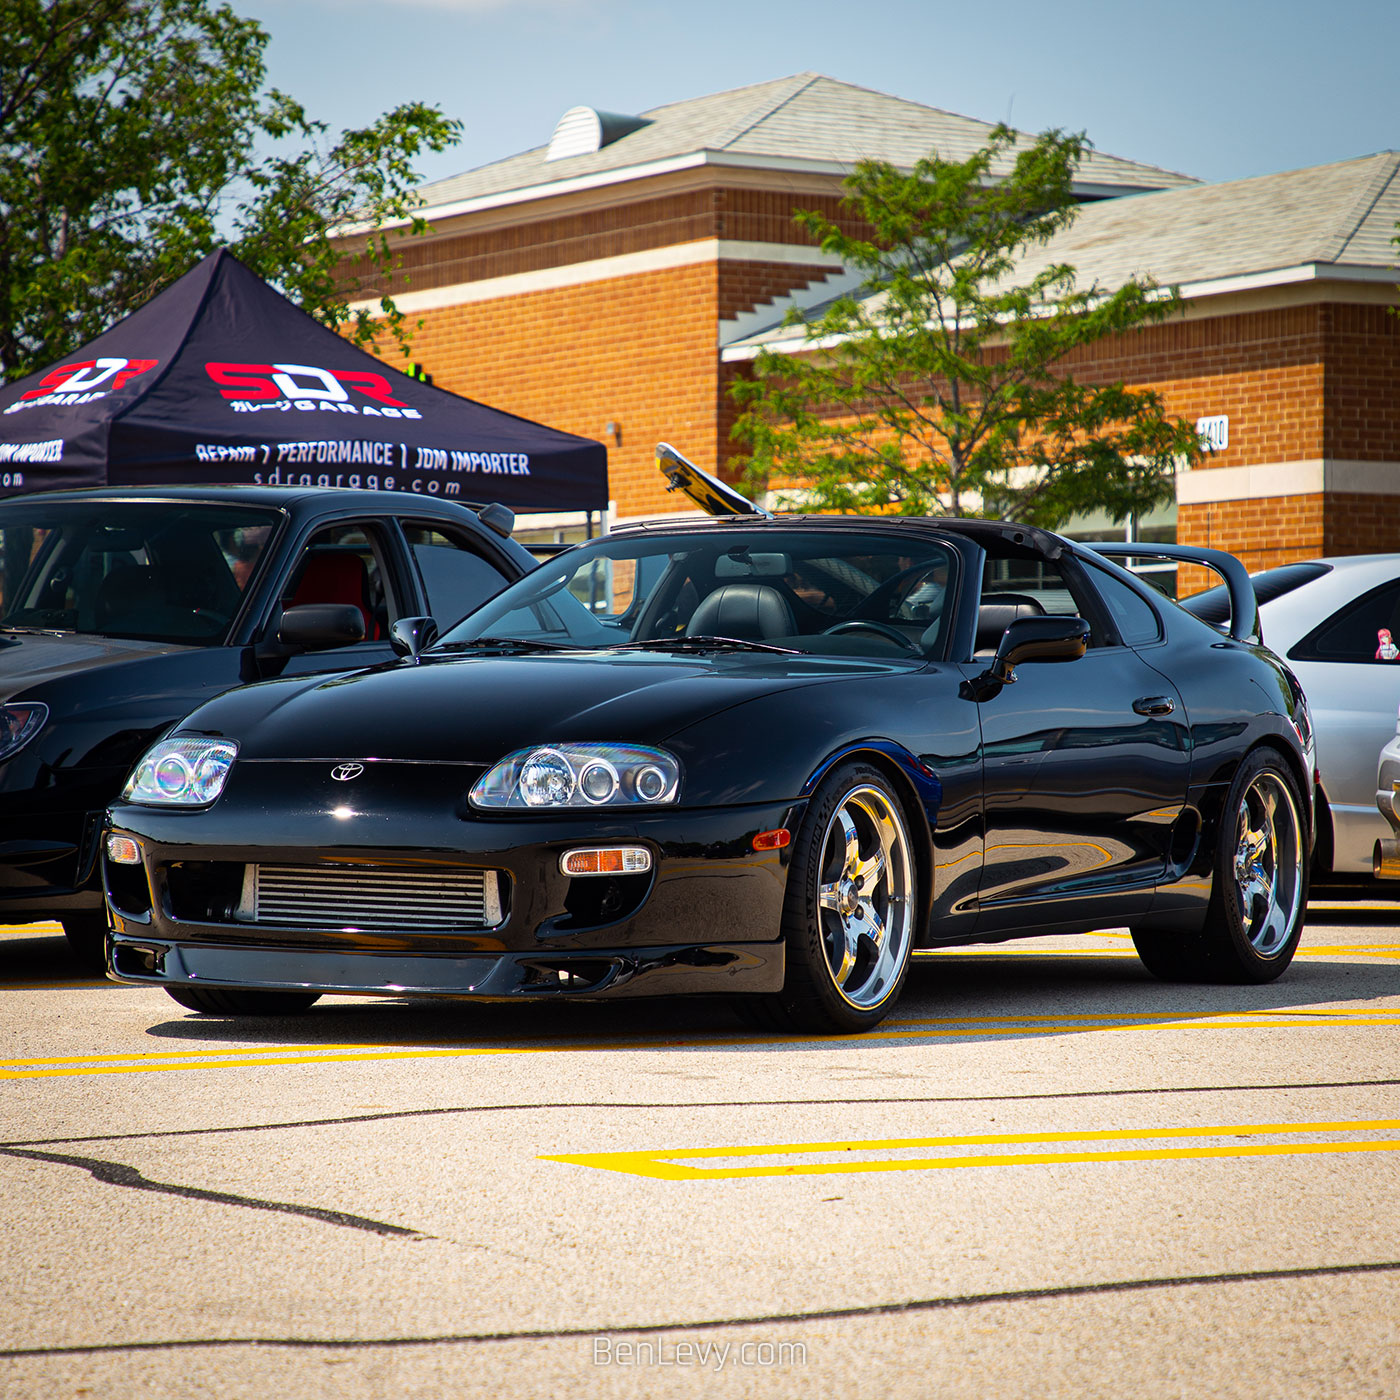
[657,442,771,518]
[1084,541,1261,647]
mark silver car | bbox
[1184,555,1400,876]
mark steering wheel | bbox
[821,620,922,654]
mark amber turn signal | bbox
[560,846,652,877]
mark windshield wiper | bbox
[433,635,582,654]
[608,634,799,655]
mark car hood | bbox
[213,650,917,763]
[0,630,192,699]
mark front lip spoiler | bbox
[108,935,785,1001]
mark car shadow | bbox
[0,926,113,988]
[132,943,1397,1054]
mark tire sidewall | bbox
[780,761,917,1031]
[1211,748,1309,979]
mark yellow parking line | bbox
[543,1118,1400,1180]
[7,1007,1399,1080]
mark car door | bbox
[1282,575,1400,871]
[968,548,1191,933]
[268,520,406,677]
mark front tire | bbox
[752,762,918,1033]
[1133,748,1307,983]
[166,986,321,1016]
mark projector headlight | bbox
[123,737,238,807]
[470,743,680,810]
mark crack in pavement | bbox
[1,1258,1398,1359]
[0,1147,427,1239]
[5,1077,1399,1150]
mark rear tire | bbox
[166,986,321,1016]
[748,761,917,1033]
[62,913,109,971]
[1133,748,1307,983]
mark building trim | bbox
[721,262,1400,361]
[348,239,843,314]
[1176,459,1400,505]
[347,150,1185,238]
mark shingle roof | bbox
[415,72,1199,215]
[724,151,1400,355]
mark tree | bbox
[0,0,460,382]
[730,125,1204,527]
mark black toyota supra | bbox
[104,460,1315,1032]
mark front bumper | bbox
[1373,732,1400,877]
[103,794,799,1001]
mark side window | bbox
[1083,561,1163,646]
[402,523,510,626]
[282,523,396,642]
[1292,580,1400,664]
[976,552,1098,654]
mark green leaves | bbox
[0,0,461,381]
[732,126,1202,528]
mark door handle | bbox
[1133,695,1175,716]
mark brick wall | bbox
[390,262,721,520]
[349,186,869,300]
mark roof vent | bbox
[546,107,651,162]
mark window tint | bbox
[402,524,509,625]
[1084,561,1162,645]
[283,523,395,641]
[1291,580,1400,664]
[0,502,276,644]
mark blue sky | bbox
[230,0,1398,191]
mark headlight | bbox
[0,703,47,762]
[123,737,238,807]
[470,743,680,810]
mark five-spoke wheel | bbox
[1132,748,1307,983]
[751,761,918,1032]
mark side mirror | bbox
[964,615,1089,700]
[390,615,439,662]
[277,603,365,650]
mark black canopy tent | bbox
[0,250,607,512]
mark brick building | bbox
[349,73,1194,539]
[350,74,1400,568]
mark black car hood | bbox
[0,630,191,699]
[219,650,916,763]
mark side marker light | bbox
[752,829,792,851]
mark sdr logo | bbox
[205,362,420,418]
[18,357,159,402]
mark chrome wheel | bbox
[815,784,914,1008]
[1231,769,1303,957]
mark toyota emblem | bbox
[331,763,364,782]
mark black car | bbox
[0,485,534,959]
[104,507,1315,1032]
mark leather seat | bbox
[686,583,796,640]
[975,592,1047,652]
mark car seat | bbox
[288,551,377,639]
[685,582,797,640]
[974,592,1047,654]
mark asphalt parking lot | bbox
[2,891,1398,1399]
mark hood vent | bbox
[546,106,651,161]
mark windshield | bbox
[440,528,956,659]
[0,500,280,645]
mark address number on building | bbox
[1196,414,1229,452]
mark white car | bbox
[1183,555,1400,877]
